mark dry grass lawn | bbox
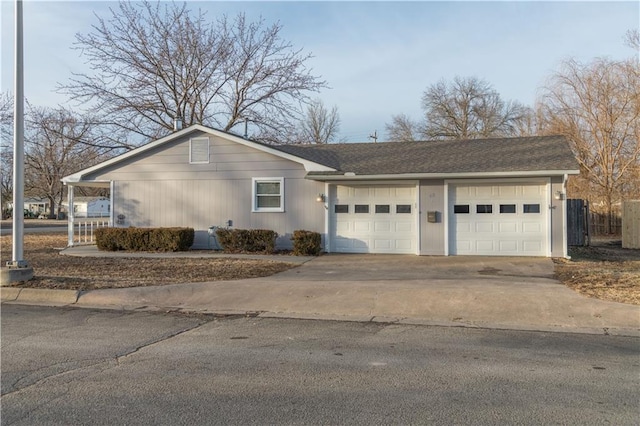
[554,239,640,306]
[1,234,296,291]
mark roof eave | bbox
[305,170,581,181]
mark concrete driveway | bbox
[273,254,555,282]
[4,251,639,336]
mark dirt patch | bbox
[1,234,296,291]
[555,239,640,306]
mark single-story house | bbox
[61,196,111,218]
[62,124,579,257]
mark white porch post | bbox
[109,180,115,227]
[67,184,75,247]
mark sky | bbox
[1,1,638,142]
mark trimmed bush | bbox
[292,230,322,256]
[216,228,277,254]
[95,227,194,252]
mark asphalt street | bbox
[2,305,639,425]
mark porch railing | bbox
[74,219,110,244]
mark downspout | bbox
[562,174,569,259]
[109,181,115,227]
[67,183,75,247]
[324,182,330,253]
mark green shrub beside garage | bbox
[95,227,194,252]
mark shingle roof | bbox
[273,135,579,176]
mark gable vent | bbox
[190,137,210,164]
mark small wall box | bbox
[427,211,438,223]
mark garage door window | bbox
[355,204,369,214]
[524,204,540,213]
[375,205,390,214]
[454,205,470,214]
[476,204,493,214]
[334,204,348,214]
[500,204,516,214]
[396,204,412,214]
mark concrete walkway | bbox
[2,251,639,337]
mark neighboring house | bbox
[23,198,51,215]
[62,196,110,218]
[62,125,580,257]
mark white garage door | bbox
[330,185,417,254]
[448,183,549,256]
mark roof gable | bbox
[62,124,336,183]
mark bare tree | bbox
[420,76,529,140]
[293,99,340,144]
[24,106,105,218]
[385,114,419,142]
[59,1,326,145]
[625,29,639,51]
[539,57,640,229]
[0,92,13,216]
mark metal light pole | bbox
[2,0,33,284]
[10,0,27,268]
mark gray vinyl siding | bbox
[88,131,325,249]
[419,180,446,255]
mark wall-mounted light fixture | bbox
[554,191,564,200]
[316,193,326,203]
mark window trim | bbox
[523,203,541,214]
[396,204,412,214]
[252,177,285,213]
[354,204,370,214]
[189,137,210,164]
[476,204,493,214]
[334,204,349,214]
[454,204,470,214]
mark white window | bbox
[252,178,284,212]
[189,137,210,164]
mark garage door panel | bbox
[354,187,370,198]
[523,241,543,252]
[374,239,391,250]
[475,186,494,198]
[375,187,390,197]
[449,183,548,256]
[336,221,350,232]
[353,221,370,232]
[475,222,493,233]
[374,221,391,232]
[498,222,518,233]
[499,240,518,251]
[476,240,495,251]
[522,222,541,233]
[395,222,413,232]
[330,185,416,254]
[456,222,471,233]
[395,187,413,198]
[498,186,517,197]
[523,185,543,196]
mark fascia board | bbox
[305,170,581,181]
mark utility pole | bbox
[368,130,378,143]
[2,0,33,284]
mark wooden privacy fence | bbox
[567,199,625,246]
[622,200,640,249]
[589,212,623,236]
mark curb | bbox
[2,289,639,337]
[1,288,80,305]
